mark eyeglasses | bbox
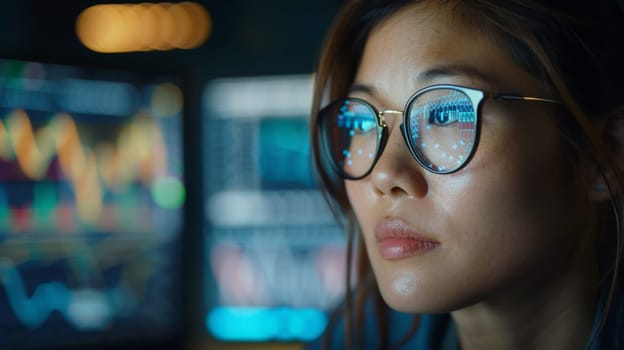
[317,84,561,179]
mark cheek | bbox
[344,115,587,313]
[345,180,379,253]
[427,121,583,310]
[435,117,584,295]
[345,179,373,221]
[345,181,361,214]
[450,108,573,220]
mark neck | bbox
[451,256,600,350]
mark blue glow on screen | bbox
[207,306,327,341]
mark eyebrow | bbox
[416,64,495,85]
[350,63,497,96]
[349,83,376,95]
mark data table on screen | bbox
[203,75,347,343]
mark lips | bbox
[375,220,439,260]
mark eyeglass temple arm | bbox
[492,94,562,104]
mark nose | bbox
[368,120,428,198]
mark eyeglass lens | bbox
[406,88,477,173]
[320,87,478,178]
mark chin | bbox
[377,277,480,314]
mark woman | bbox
[309,0,624,349]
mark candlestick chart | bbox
[0,59,184,349]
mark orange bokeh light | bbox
[76,2,212,53]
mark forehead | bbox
[355,2,545,103]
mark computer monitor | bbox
[202,75,346,343]
[0,59,184,349]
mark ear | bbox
[588,176,612,201]
[588,106,624,202]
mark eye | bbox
[337,103,377,134]
[352,116,377,134]
[428,105,459,126]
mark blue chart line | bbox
[0,259,133,330]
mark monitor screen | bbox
[0,59,184,349]
[202,75,346,343]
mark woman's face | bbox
[346,2,589,313]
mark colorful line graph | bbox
[0,109,178,227]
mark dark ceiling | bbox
[0,0,344,79]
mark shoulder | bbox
[592,287,624,349]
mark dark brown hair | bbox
[310,0,624,349]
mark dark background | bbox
[0,1,343,349]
